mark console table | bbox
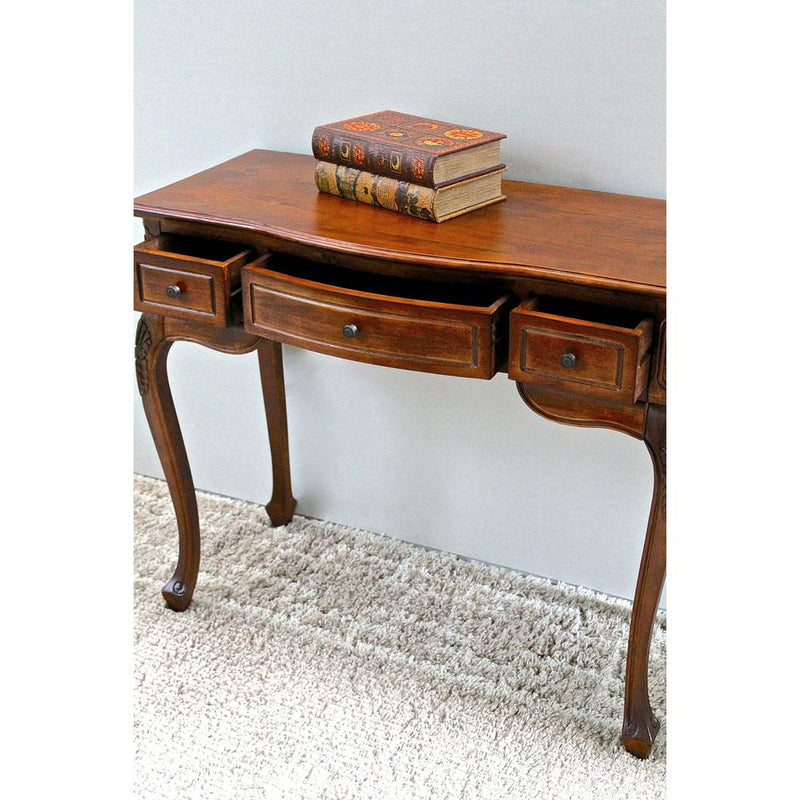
[134,150,666,758]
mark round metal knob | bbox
[342,324,359,338]
[560,352,577,369]
[165,284,182,299]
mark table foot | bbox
[622,710,661,759]
[266,496,297,527]
[162,575,193,612]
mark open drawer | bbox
[508,297,654,403]
[133,234,268,326]
[242,257,511,378]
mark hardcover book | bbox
[312,110,506,188]
[314,161,506,223]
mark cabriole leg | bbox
[515,383,665,757]
[622,403,666,758]
[136,314,200,611]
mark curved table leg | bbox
[516,383,665,757]
[258,340,297,526]
[136,315,289,610]
[136,314,199,611]
[622,403,666,758]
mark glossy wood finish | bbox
[243,258,510,379]
[134,235,262,326]
[134,149,666,758]
[136,313,295,609]
[134,150,665,298]
[509,298,653,403]
[517,382,647,440]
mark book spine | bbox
[314,162,438,222]
[312,126,437,187]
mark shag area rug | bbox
[134,474,665,799]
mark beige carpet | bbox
[134,474,665,799]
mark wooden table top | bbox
[135,150,665,298]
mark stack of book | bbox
[312,110,506,223]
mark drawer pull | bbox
[165,284,183,299]
[342,323,359,338]
[560,352,577,369]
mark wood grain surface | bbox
[134,150,665,298]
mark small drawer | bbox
[242,258,511,379]
[133,235,262,326]
[508,298,654,403]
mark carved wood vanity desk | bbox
[134,150,666,758]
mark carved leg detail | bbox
[622,403,666,758]
[257,339,297,526]
[136,314,200,611]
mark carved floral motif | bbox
[135,316,154,396]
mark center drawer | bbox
[242,258,511,379]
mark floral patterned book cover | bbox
[312,110,506,187]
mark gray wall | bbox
[134,0,665,604]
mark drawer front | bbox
[509,299,653,403]
[243,265,509,379]
[133,236,258,326]
[137,262,216,317]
